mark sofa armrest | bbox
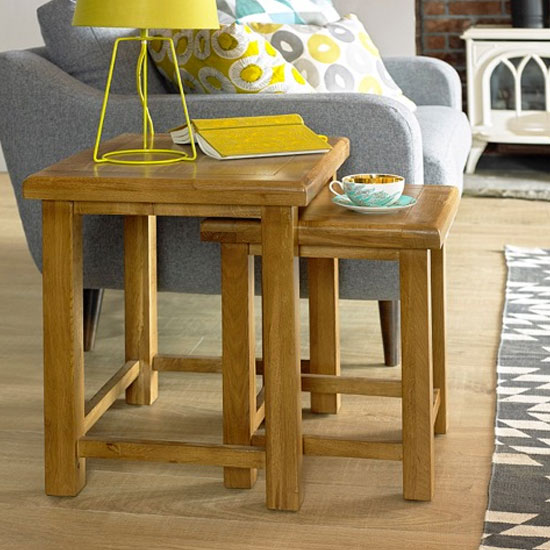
[0,48,423,278]
[169,94,423,185]
[383,56,462,110]
[0,49,423,198]
[0,49,424,187]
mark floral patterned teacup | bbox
[329,174,405,207]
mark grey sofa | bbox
[0,37,471,358]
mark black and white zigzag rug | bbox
[481,246,550,550]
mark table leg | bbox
[431,246,448,435]
[221,244,258,488]
[400,249,434,501]
[42,201,86,496]
[124,215,158,405]
[308,258,341,414]
[261,206,303,511]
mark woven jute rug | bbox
[464,173,550,201]
[480,247,550,550]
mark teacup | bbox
[329,174,405,207]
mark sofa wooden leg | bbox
[83,288,104,352]
[378,300,400,367]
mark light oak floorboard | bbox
[2,172,549,548]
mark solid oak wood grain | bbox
[298,186,460,250]
[308,258,341,414]
[83,361,139,433]
[200,218,400,260]
[303,436,403,462]
[400,249,435,501]
[152,355,312,375]
[431,247,448,434]
[42,201,86,496]
[78,438,266,469]
[23,134,350,207]
[301,374,402,398]
[153,354,223,372]
[25,136,349,511]
[124,216,158,405]
[298,246,400,260]
[200,184,461,252]
[261,206,303,511]
[250,435,403,461]
[221,244,258,489]
[433,389,441,426]
[254,388,266,433]
[5,170,535,549]
[75,201,262,219]
[202,185,459,504]
[26,137,385,511]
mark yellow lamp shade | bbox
[72,0,219,30]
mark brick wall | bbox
[417,0,512,86]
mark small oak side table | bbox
[23,133,349,512]
[201,184,460,501]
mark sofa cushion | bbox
[217,0,340,25]
[149,24,314,94]
[250,15,416,110]
[37,0,167,94]
[415,106,472,190]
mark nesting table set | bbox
[23,134,459,511]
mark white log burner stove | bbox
[462,25,550,173]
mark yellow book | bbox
[170,114,331,160]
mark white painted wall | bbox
[0,0,45,172]
[333,0,416,57]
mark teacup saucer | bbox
[331,194,417,214]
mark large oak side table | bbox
[23,133,350,512]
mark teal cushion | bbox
[216,0,340,25]
[37,0,167,94]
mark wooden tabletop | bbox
[23,134,350,207]
[201,185,461,250]
[299,185,460,249]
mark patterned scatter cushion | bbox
[216,0,340,25]
[250,15,416,110]
[149,24,315,94]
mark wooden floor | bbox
[2,171,550,549]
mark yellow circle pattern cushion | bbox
[250,14,416,110]
[149,24,315,95]
[308,35,341,64]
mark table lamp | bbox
[72,0,219,165]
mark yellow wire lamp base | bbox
[94,30,196,166]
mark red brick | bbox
[449,1,503,16]
[448,34,465,49]
[424,16,509,33]
[435,51,466,67]
[425,35,447,50]
[424,1,446,15]
[417,1,511,87]
[424,18,473,33]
